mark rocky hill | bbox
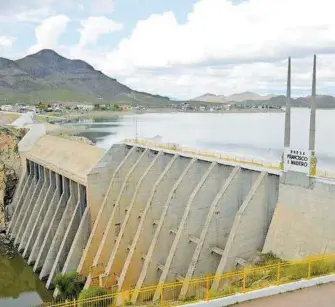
[192,91,275,103]
[0,49,172,106]
[192,92,335,108]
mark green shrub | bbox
[284,263,308,281]
[260,252,282,265]
[54,270,84,299]
[78,286,110,307]
[310,260,335,277]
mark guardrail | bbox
[124,139,281,171]
[38,253,335,307]
[124,139,335,180]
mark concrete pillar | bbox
[179,166,240,299]
[284,57,291,148]
[64,207,90,273]
[85,148,150,288]
[118,154,179,291]
[47,183,82,289]
[19,166,49,253]
[211,171,276,291]
[23,169,54,259]
[14,163,42,246]
[28,171,59,266]
[78,147,137,277]
[10,161,37,239]
[40,179,78,282]
[132,158,200,302]
[104,152,171,286]
[153,162,217,301]
[34,174,69,273]
[309,54,317,153]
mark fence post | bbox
[242,270,246,293]
[206,276,210,301]
[276,262,281,285]
[160,285,164,307]
[308,259,312,279]
[73,298,76,307]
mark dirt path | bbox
[237,282,335,307]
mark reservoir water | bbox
[76,108,335,171]
[0,252,52,307]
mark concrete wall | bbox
[263,176,335,259]
[8,135,286,302]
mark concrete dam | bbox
[6,55,335,302]
[6,132,280,296]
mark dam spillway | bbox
[6,130,281,300]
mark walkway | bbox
[237,282,335,307]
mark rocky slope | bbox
[0,127,25,227]
[0,49,172,105]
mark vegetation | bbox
[78,286,109,307]
[54,270,84,299]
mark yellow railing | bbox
[124,139,281,170]
[124,139,335,180]
[38,254,335,307]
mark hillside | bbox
[0,49,173,106]
[192,92,335,108]
[192,91,275,103]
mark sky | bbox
[0,0,335,100]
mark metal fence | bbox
[124,139,281,170]
[124,138,335,180]
[37,254,335,307]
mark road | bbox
[237,282,335,307]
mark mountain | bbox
[230,95,335,108]
[191,91,335,109]
[192,91,275,103]
[0,49,172,105]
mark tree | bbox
[78,286,110,307]
[54,270,84,300]
[94,104,100,110]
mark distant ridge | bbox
[190,93,335,108]
[191,91,275,103]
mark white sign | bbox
[284,148,310,173]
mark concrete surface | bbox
[26,135,103,185]
[235,282,335,307]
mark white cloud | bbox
[15,8,53,22]
[105,0,335,71]
[89,0,335,98]
[0,36,16,47]
[5,0,335,99]
[29,14,70,53]
[78,17,123,47]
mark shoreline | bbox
[36,108,284,122]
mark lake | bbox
[0,252,52,307]
[74,108,335,171]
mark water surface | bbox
[72,109,335,170]
[0,253,52,307]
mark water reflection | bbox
[0,254,52,307]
